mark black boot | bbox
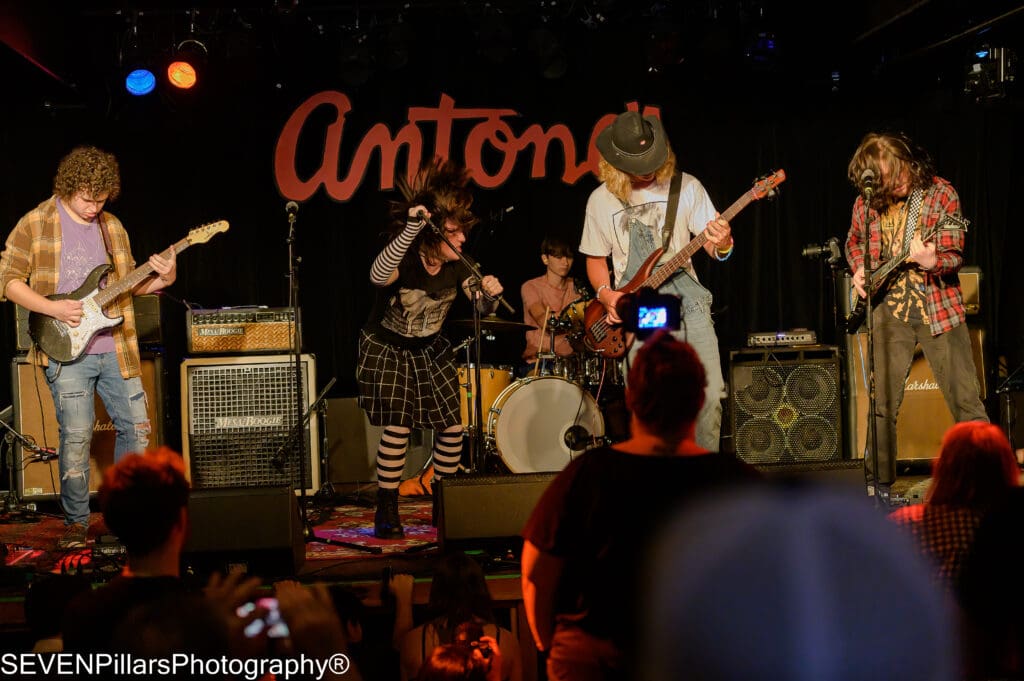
[374,488,405,539]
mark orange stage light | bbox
[167,61,197,89]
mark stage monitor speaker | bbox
[181,354,320,494]
[181,486,304,578]
[12,353,165,500]
[438,473,556,550]
[729,346,842,465]
[846,326,985,462]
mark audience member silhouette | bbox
[61,447,198,651]
[957,486,1024,680]
[390,551,521,681]
[521,331,758,680]
[414,636,502,681]
[23,574,91,652]
[61,447,262,655]
[639,485,957,681]
[889,421,1020,589]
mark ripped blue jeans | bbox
[45,352,151,526]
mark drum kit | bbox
[448,297,623,475]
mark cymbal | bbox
[449,316,536,333]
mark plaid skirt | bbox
[357,329,461,429]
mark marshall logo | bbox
[274,92,658,202]
[215,416,285,429]
[904,378,940,392]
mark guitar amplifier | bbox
[187,307,297,354]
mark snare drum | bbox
[487,376,605,473]
[457,364,514,428]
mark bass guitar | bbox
[28,220,229,362]
[582,170,786,358]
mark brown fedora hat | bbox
[596,111,669,176]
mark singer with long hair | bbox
[845,132,988,501]
[357,158,503,539]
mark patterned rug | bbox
[306,496,438,559]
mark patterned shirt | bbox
[889,503,984,591]
[879,200,929,324]
[0,197,142,378]
[845,177,968,336]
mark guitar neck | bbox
[93,237,191,307]
[644,189,755,290]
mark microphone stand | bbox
[420,214,515,473]
[281,208,380,554]
[0,416,63,523]
[860,187,883,505]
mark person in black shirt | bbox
[359,159,503,539]
[521,331,757,681]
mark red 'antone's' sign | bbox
[274,92,657,202]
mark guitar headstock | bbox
[186,220,230,245]
[751,169,786,200]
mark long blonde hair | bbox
[598,148,676,203]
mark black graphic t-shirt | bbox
[366,250,471,349]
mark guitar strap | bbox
[899,189,924,253]
[661,172,683,249]
[96,213,115,263]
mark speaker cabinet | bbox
[323,397,433,485]
[11,354,165,500]
[180,354,320,494]
[438,473,556,550]
[181,486,305,578]
[846,326,986,461]
[729,346,842,465]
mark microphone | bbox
[860,168,876,197]
[564,425,592,451]
[285,201,299,216]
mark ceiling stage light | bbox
[125,68,156,96]
[167,38,207,90]
[167,61,197,89]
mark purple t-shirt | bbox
[56,199,115,355]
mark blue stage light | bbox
[125,68,156,96]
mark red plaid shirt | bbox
[845,177,967,336]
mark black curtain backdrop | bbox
[1,4,1022,452]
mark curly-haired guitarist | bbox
[0,146,176,549]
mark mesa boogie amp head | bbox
[187,307,297,354]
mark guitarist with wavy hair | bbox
[579,110,734,452]
[0,146,176,549]
[845,131,988,495]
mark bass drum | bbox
[487,376,605,473]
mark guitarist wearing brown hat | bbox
[579,109,735,452]
[845,132,988,496]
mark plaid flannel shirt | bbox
[0,197,142,378]
[845,177,967,336]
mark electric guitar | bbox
[582,170,786,358]
[844,221,941,334]
[28,220,229,362]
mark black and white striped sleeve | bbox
[369,218,425,285]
